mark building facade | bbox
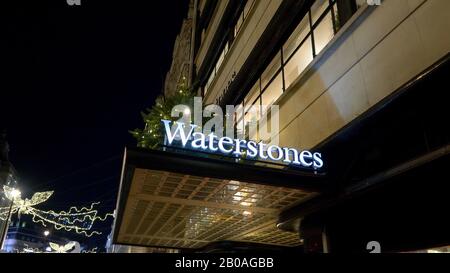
[2,220,74,253]
[112,0,450,253]
[163,0,196,97]
[0,132,19,250]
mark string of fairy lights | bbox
[0,186,115,237]
[0,155,120,253]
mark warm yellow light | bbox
[1,185,114,237]
[233,196,243,201]
[235,192,249,197]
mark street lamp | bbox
[10,189,21,200]
[44,230,50,237]
[0,188,21,251]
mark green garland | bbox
[130,82,195,149]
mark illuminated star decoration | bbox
[0,186,114,237]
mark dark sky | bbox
[1,0,189,249]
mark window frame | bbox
[234,0,360,138]
[203,0,255,97]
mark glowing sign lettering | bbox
[162,120,324,170]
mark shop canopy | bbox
[112,147,329,250]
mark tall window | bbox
[261,74,283,110]
[312,1,335,54]
[235,0,360,138]
[243,81,260,140]
[284,35,313,89]
[204,0,255,96]
[283,0,341,91]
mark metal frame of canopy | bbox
[111,147,328,249]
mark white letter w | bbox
[162,120,196,147]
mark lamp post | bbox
[0,188,21,251]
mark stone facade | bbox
[164,0,194,98]
[200,0,450,150]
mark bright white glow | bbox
[283,148,301,165]
[267,145,283,161]
[191,132,208,150]
[162,120,196,147]
[243,211,252,216]
[10,189,21,199]
[184,108,191,115]
[246,141,258,158]
[299,151,313,167]
[233,139,247,156]
[208,134,219,152]
[313,152,324,169]
[44,230,50,236]
[218,137,234,153]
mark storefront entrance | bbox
[112,148,328,251]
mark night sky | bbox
[1,0,189,249]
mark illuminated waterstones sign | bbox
[162,120,324,170]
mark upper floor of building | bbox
[182,0,449,148]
